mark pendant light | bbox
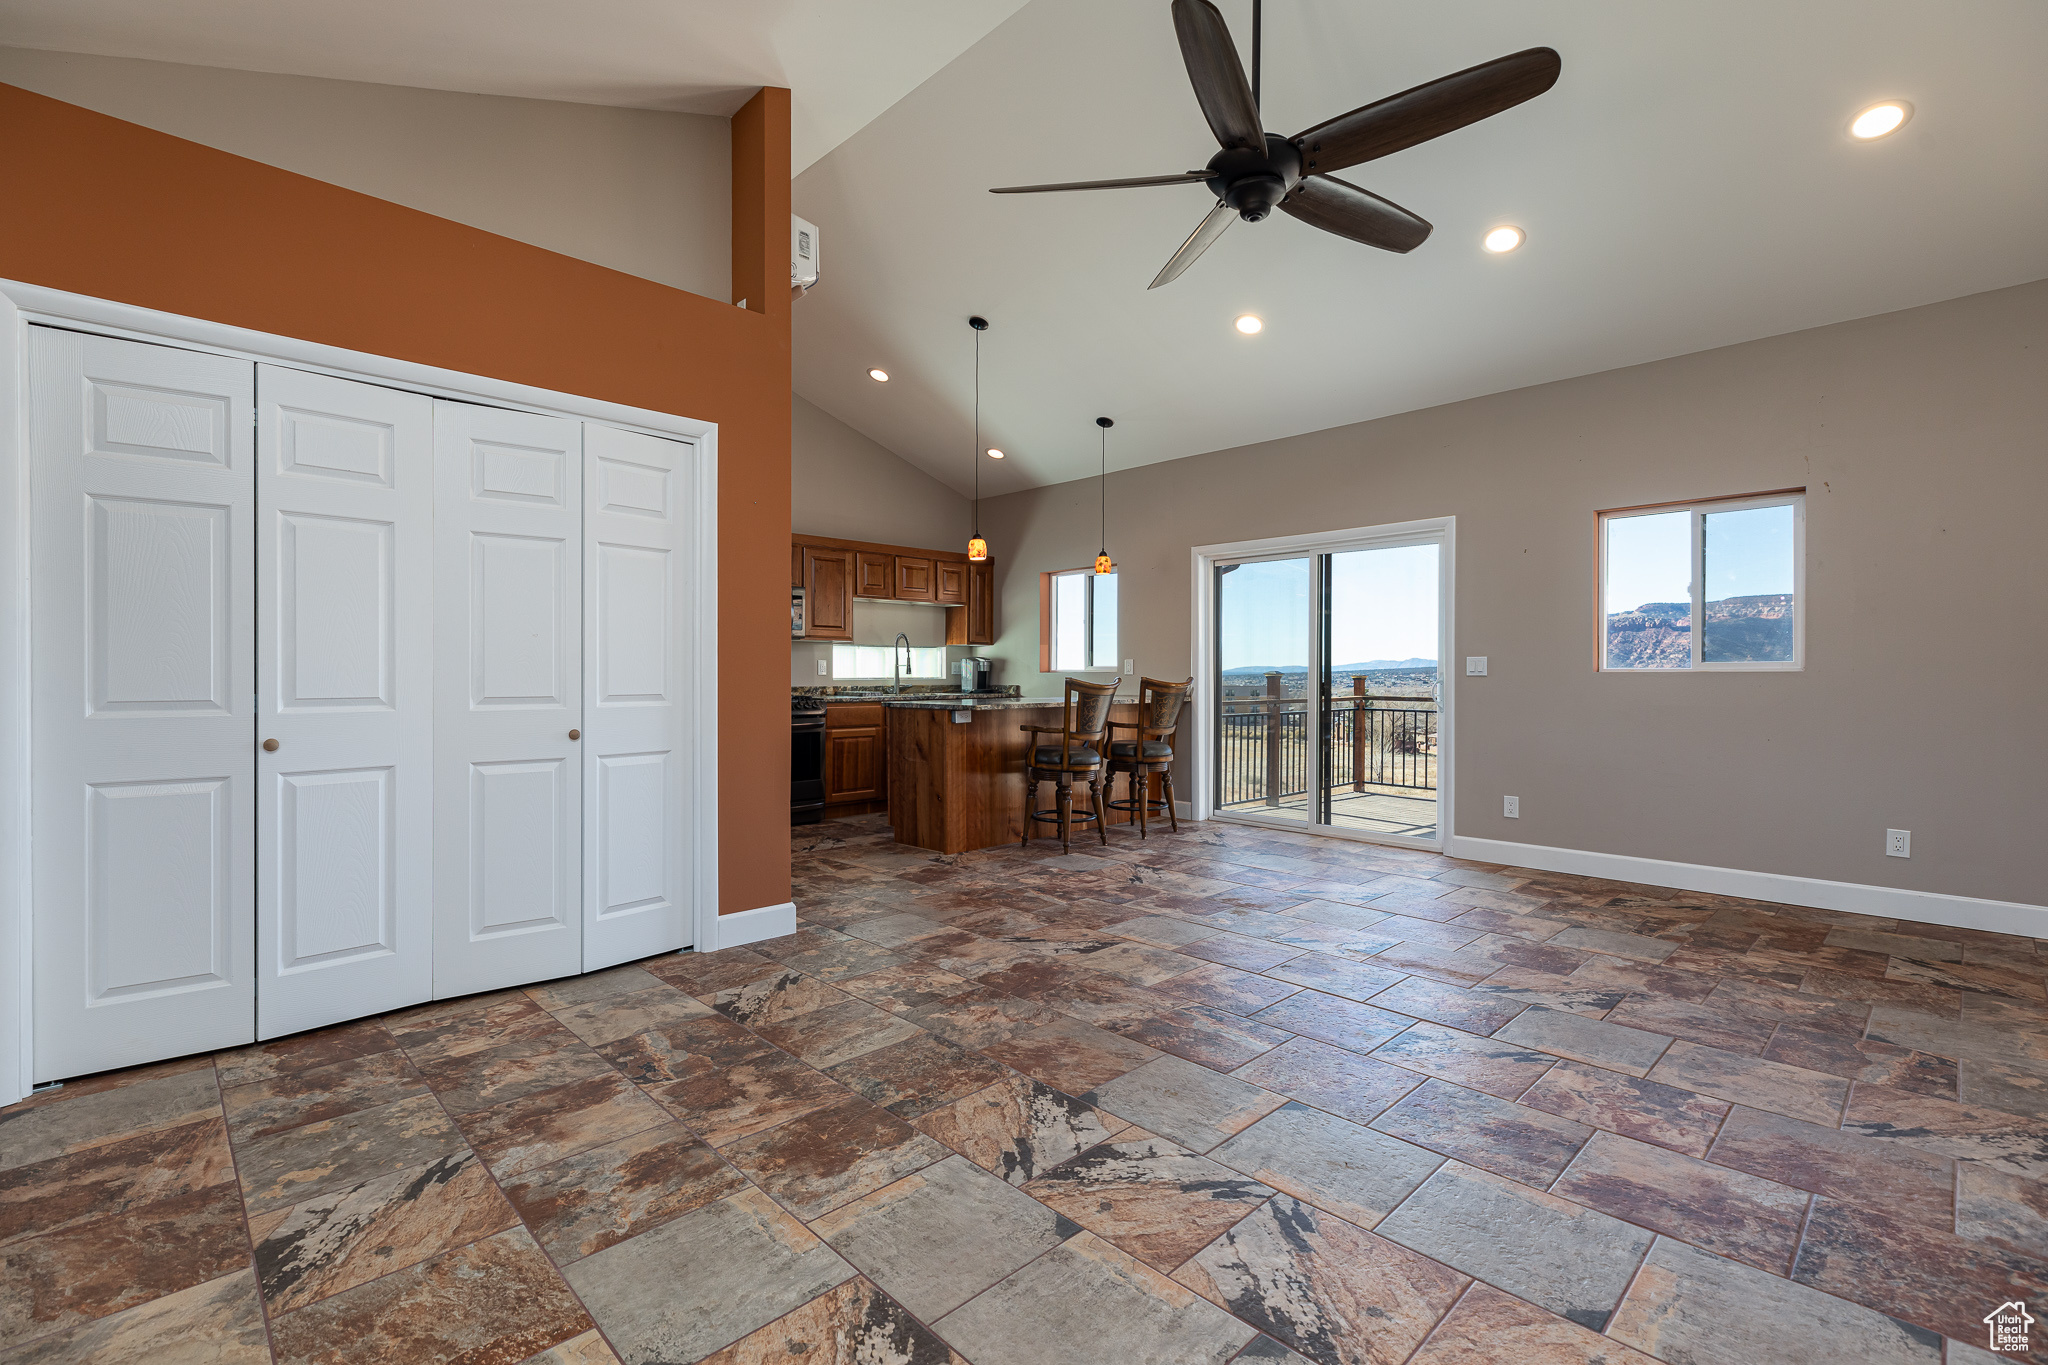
[966,316,990,562]
[1094,417,1114,575]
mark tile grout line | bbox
[390,1019,637,1365]
[211,1058,288,1365]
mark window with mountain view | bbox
[1600,491,1803,670]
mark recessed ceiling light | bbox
[986,448,1005,459]
[867,367,889,382]
[1483,225,1524,253]
[1850,101,1910,140]
[1235,314,1263,335]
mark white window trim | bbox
[1188,516,1455,854]
[0,279,723,1107]
[1597,490,1806,673]
[1048,567,1119,673]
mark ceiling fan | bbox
[990,0,1560,288]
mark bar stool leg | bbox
[1134,768,1148,838]
[1020,771,1034,848]
[1162,769,1179,832]
[1056,772,1073,853]
[1091,774,1108,845]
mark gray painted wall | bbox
[792,393,970,546]
[0,47,731,298]
[977,279,2048,906]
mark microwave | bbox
[790,586,806,638]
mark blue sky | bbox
[1219,544,1439,669]
[1605,504,1795,614]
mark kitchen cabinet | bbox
[894,555,935,602]
[935,560,967,605]
[791,544,804,589]
[803,546,854,640]
[855,550,894,599]
[824,702,886,807]
[947,560,996,646]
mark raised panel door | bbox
[256,365,434,1038]
[435,403,583,998]
[935,560,967,605]
[855,550,894,599]
[583,423,692,969]
[894,556,935,602]
[825,727,882,803]
[803,547,853,640]
[968,561,997,646]
[30,328,256,1079]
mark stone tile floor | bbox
[2,813,2045,1363]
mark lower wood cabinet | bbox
[824,703,887,806]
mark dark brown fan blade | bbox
[1172,0,1264,152]
[1280,176,1432,253]
[1149,200,1237,289]
[991,171,1214,194]
[1292,47,1561,175]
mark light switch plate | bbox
[817,659,829,675]
[1123,659,1135,675]
[1466,657,1488,676]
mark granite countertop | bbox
[882,695,1138,710]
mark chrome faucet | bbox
[892,633,911,694]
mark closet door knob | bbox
[568,729,581,741]
[262,738,280,752]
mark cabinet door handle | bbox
[262,738,279,752]
[568,729,581,741]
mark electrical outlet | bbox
[1503,795,1520,818]
[817,659,829,676]
[1886,829,1910,858]
[1466,657,1488,676]
[1123,658,1135,675]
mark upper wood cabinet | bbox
[946,560,996,646]
[854,550,894,599]
[894,556,935,602]
[795,535,993,645]
[802,546,854,640]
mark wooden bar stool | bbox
[1020,677,1116,852]
[1106,676,1191,837]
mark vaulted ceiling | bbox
[789,0,2048,494]
[7,0,2044,496]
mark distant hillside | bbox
[1604,594,1793,667]
[1222,658,1436,676]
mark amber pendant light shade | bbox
[1094,417,1114,574]
[967,316,991,562]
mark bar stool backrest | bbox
[1060,677,1118,764]
[1139,676,1193,743]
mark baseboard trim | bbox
[1446,836,2047,937]
[714,900,797,950]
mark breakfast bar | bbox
[882,696,1155,853]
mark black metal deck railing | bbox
[1218,696,1438,807]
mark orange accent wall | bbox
[0,81,793,917]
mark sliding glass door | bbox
[1210,526,1446,847]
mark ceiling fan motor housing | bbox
[1206,134,1303,221]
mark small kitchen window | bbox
[1042,567,1117,672]
[1598,489,1804,671]
[831,644,948,680]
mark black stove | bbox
[791,697,826,824]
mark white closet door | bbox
[256,366,434,1037]
[29,328,256,1079]
[582,425,692,969]
[433,403,584,997]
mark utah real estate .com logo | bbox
[1986,1300,2034,1353]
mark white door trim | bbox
[1189,516,1456,853]
[0,280,721,1104]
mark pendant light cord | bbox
[972,327,980,540]
[1099,423,1107,552]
